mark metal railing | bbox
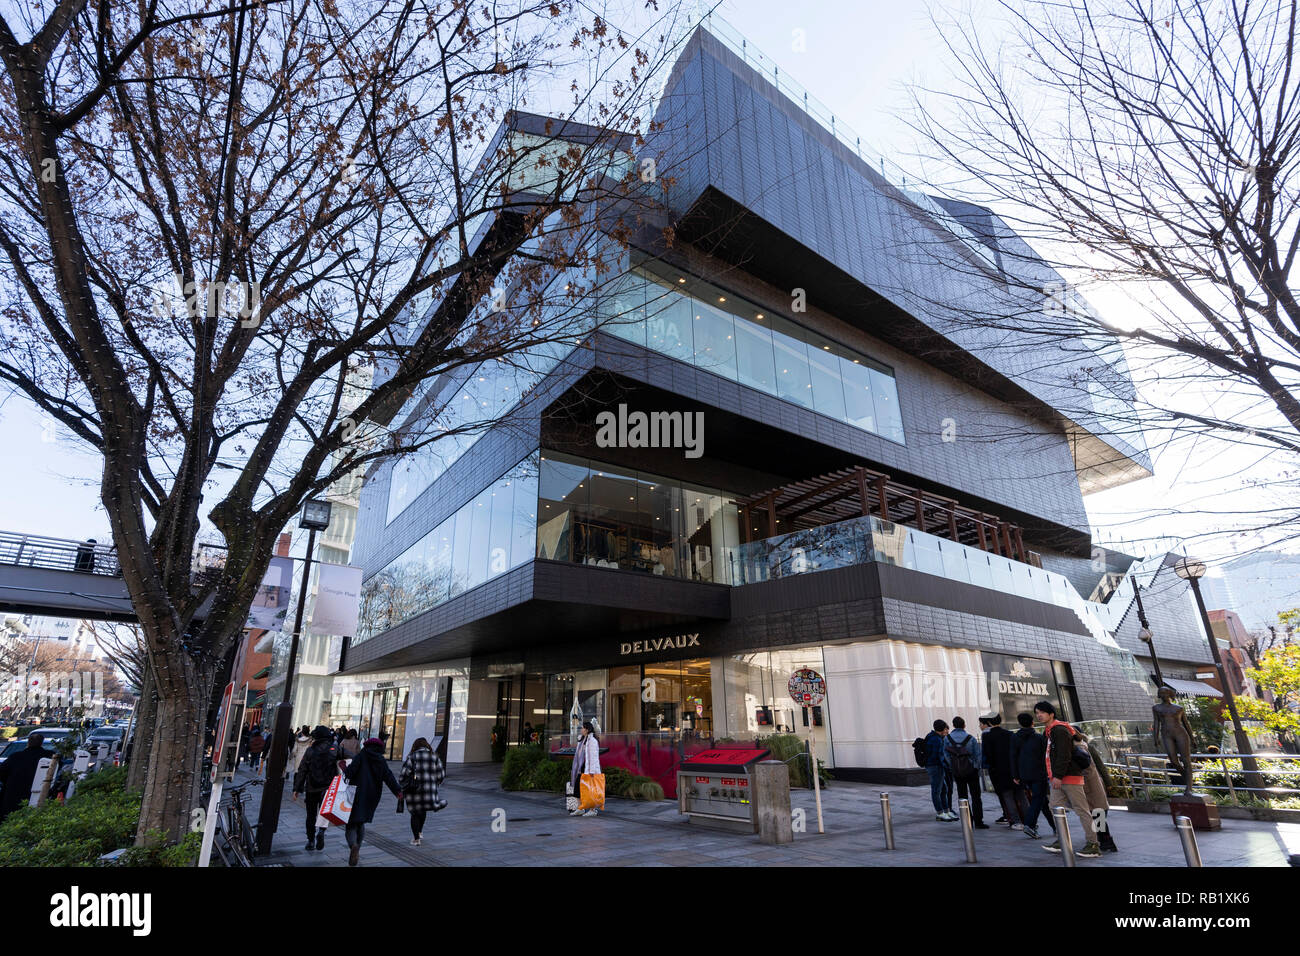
[1115,751,1300,803]
[0,531,121,577]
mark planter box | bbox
[1115,797,1300,823]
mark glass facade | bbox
[354,454,539,647]
[537,450,742,582]
[602,265,905,444]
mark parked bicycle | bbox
[213,778,262,867]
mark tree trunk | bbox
[135,688,207,844]
[125,665,157,793]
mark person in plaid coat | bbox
[398,737,446,846]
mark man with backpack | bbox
[945,716,988,828]
[292,725,345,852]
[1034,700,1101,859]
[918,720,956,821]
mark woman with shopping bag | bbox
[568,721,604,818]
[342,737,403,866]
[398,737,447,847]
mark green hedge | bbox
[757,734,831,789]
[499,744,664,799]
[0,765,199,867]
[0,767,139,866]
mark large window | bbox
[356,453,539,646]
[605,267,905,444]
[537,451,741,583]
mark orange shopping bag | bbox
[579,772,605,810]
[318,774,355,826]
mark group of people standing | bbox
[919,702,1116,860]
[288,725,445,866]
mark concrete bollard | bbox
[754,759,793,845]
[959,798,977,863]
[1053,806,1076,868]
[1175,816,1203,868]
[880,792,895,850]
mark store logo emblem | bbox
[620,633,700,656]
[1009,660,1032,680]
[49,887,151,936]
[595,405,704,459]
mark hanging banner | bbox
[311,562,364,637]
[247,555,293,631]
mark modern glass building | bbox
[328,22,1212,785]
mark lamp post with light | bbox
[1173,556,1265,793]
[256,498,332,854]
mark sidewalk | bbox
[233,763,1300,867]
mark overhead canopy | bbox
[251,666,271,680]
[1163,677,1222,699]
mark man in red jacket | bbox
[1033,701,1100,859]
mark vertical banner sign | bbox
[247,555,294,630]
[788,668,827,834]
[310,563,365,637]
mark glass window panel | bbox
[600,273,648,347]
[635,471,680,577]
[586,464,637,568]
[771,316,815,409]
[449,506,472,597]
[487,478,514,580]
[734,311,776,393]
[645,282,694,364]
[424,522,453,606]
[537,454,587,562]
[465,487,492,590]
[840,356,876,433]
[870,367,905,443]
[507,455,539,569]
[691,298,738,380]
[806,332,847,420]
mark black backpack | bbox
[945,733,976,777]
[912,737,928,768]
[302,743,340,791]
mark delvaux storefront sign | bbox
[619,632,700,657]
[993,658,1051,697]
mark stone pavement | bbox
[230,762,1300,867]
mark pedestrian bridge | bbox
[0,532,136,621]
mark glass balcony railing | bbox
[726,513,1153,695]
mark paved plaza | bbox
[235,762,1300,867]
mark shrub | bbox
[500,744,547,790]
[603,766,633,797]
[490,724,508,762]
[529,758,570,793]
[0,777,139,866]
[756,734,831,788]
[117,830,203,867]
[627,777,665,801]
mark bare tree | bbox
[900,0,1300,554]
[0,0,695,839]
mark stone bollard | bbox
[754,759,793,845]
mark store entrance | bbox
[643,658,712,738]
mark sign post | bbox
[200,682,237,868]
[787,668,826,834]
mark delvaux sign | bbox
[996,658,1051,698]
[619,632,700,657]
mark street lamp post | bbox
[1173,557,1266,793]
[256,498,331,855]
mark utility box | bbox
[677,748,770,833]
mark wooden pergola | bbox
[736,466,1031,564]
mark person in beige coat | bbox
[1076,732,1117,854]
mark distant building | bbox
[1203,551,1300,631]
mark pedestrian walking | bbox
[1075,730,1117,854]
[1010,712,1052,838]
[341,737,402,866]
[0,733,47,823]
[340,729,361,760]
[981,713,1022,828]
[291,726,344,852]
[922,720,956,821]
[289,727,312,784]
[945,716,987,828]
[1035,701,1100,859]
[397,737,446,846]
[247,725,266,774]
[73,539,97,573]
[568,720,603,817]
[239,724,251,767]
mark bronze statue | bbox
[1152,686,1196,794]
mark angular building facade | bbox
[329,24,1193,785]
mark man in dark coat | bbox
[341,737,402,866]
[1010,712,1052,838]
[0,733,48,823]
[292,725,344,852]
[981,714,1021,828]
